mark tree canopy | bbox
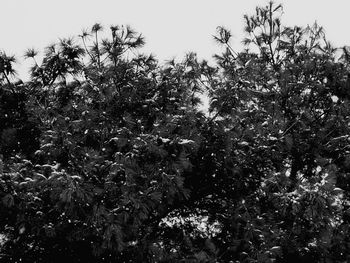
[1,2,350,262]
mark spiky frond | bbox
[24,48,39,59]
[59,38,85,59]
[126,34,145,49]
[242,37,252,46]
[213,26,232,45]
[91,23,103,33]
[79,28,90,39]
[124,25,136,39]
[0,52,17,76]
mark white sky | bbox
[1,0,349,78]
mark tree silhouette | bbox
[1,2,350,262]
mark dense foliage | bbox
[1,2,350,262]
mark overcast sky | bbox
[1,0,349,78]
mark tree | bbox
[207,2,350,262]
[0,23,205,262]
[1,2,350,262]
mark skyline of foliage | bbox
[1,2,350,262]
